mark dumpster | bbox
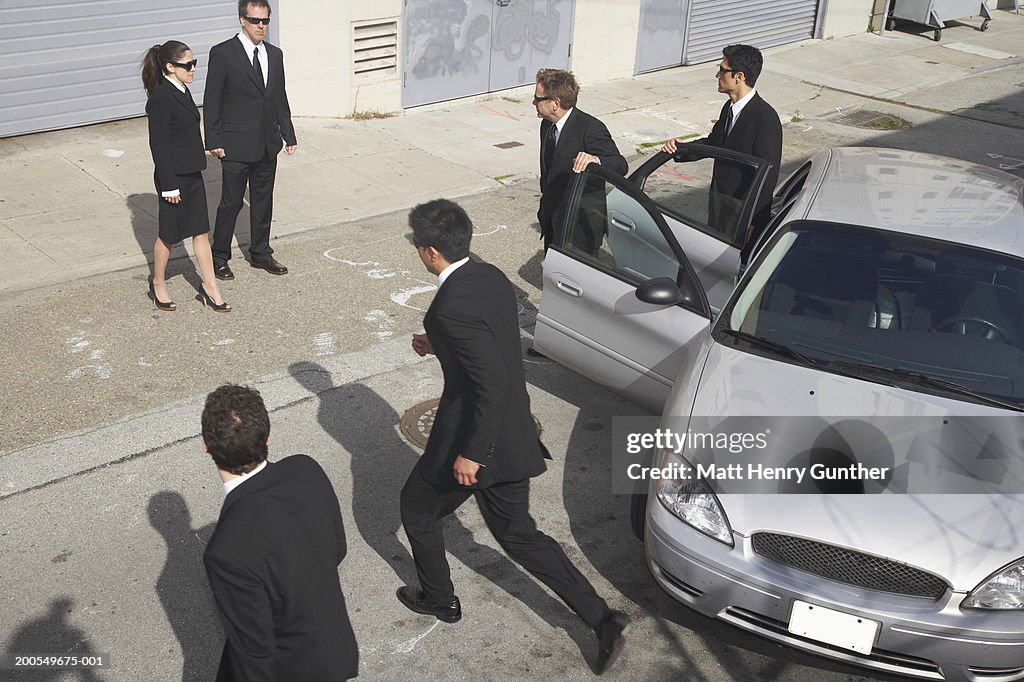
[888,0,992,41]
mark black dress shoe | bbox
[595,609,631,675]
[250,256,288,275]
[396,586,461,623]
[213,260,234,281]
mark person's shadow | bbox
[288,361,593,655]
[147,491,221,681]
[2,597,105,681]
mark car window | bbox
[639,152,765,247]
[723,220,1024,404]
[562,171,683,287]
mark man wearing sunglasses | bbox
[534,68,627,254]
[662,44,782,270]
[204,0,296,281]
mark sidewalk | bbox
[0,11,1021,296]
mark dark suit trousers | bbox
[213,151,277,262]
[400,460,608,630]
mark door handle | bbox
[609,213,635,232]
[496,0,510,5]
[555,279,583,297]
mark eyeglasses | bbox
[716,65,737,76]
[244,16,271,25]
[532,96,552,105]
[172,59,198,71]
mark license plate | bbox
[788,600,879,654]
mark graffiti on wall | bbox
[408,0,565,79]
[409,0,490,78]
[492,0,562,60]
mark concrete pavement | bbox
[0,10,1021,297]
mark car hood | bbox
[681,342,1024,589]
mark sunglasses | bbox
[244,16,271,25]
[532,96,552,105]
[172,59,198,71]
[716,66,738,76]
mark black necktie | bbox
[542,124,556,173]
[253,47,265,91]
[724,105,734,136]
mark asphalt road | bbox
[2,59,1023,680]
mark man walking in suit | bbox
[201,384,358,680]
[535,68,627,253]
[398,199,629,675]
[663,44,782,269]
[204,0,296,280]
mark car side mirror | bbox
[635,277,683,305]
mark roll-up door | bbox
[684,0,819,65]
[0,1,257,138]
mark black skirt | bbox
[156,171,210,244]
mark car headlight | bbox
[962,558,1024,610]
[655,450,734,547]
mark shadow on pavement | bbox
[288,360,594,659]
[1,597,106,681]
[147,491,221,682]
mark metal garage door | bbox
[684,0,821,65]
[0,1,261,139]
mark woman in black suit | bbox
[141,41,229,312]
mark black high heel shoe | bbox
[148,276,176,311]
[196,284,231,313]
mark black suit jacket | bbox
[704,92,782,236]
[538,108,627,242]
[146,78,207,192]
[203,37,296,163]
[204,455,358,681]
[420,260,549,488]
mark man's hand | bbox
[411,333,434,356]
[661,138,679,154]
[209,148,226,159]
[572,152,601,173]
[285,144,298,155]
[163,194,181,204]
[453,455,480,487]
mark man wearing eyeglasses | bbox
[662,44,782,269]
[534,68,627,254]
[204,0,296,281]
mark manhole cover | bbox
[832,109,911,130]
[400,398,543,450]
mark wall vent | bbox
[353,19,399,79]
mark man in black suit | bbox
[397,199,629,675]
[535,68,627,253]
[204,0,296,279]
[664,44,783,268]
[201,384,358,680]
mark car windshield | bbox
[722,220,1024,405]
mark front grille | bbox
[752,533,948,599]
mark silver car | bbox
[534,146,1024,680]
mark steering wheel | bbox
[935,316,1011,343]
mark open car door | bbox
[628,145,771,312]
[534,165,713,414]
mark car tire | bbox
[630,492,647,540]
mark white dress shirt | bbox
[222,460,267,498]
[237,32,267,87]
[727,88,757,135]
